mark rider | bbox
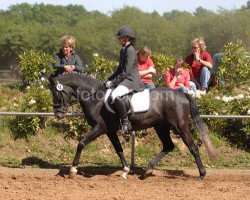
[105,26,143,133]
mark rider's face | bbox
[117,36,126,46]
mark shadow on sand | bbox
[21,156,196,179]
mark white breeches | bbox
[111,85,130,102]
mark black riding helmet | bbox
[116,26,136,45]
[116,26,135,39]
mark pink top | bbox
[164,68,190,89]
[138,58,154,84]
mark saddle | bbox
[104,89,150,114]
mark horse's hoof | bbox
[140,173,147,180]
[199,170,206,180]
[121,172,128,179]
[140,169,153,180]
[69,172,76,179]
[121,166,130,179]
[145,169,153,176]
[69,167,77,179]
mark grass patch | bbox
[0,117,249,169]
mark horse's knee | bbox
[169,143,175,151]
[163,141,175,152]
[77,142,84,151]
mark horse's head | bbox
[49,76,75,119]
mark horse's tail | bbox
[184,93,218,161]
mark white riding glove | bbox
[105,81,113,88]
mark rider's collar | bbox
[122,41,131,48]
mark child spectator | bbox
[164,58,193,93]
[137,47,156,89]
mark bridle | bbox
[52,82,72,111]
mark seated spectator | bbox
[53,35,84,76]
[164,58,194,93]
[185,38,213,93]
[212,52,223,74]
[210,52,224,87]
[137,46,156,89]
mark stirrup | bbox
[119,120,132,134]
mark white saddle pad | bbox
[104,89,150,113]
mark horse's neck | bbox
[63,74,105,102]
[61,74,101,92]
[78,76,102,93]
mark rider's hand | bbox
[105,81,113,88]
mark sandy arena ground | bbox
[0,166,249,200]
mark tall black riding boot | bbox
[114,97,132,133]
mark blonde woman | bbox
[185,38,212,93]
[53,35,83,76]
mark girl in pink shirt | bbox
[164,58,191,93]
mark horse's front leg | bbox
[107,131,130,179]
[70,125,103,177]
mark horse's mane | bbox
[55,71,101,88]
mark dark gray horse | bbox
[49,72,217,179]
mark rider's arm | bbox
[112,46,136,85]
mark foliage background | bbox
[0,2,250,68]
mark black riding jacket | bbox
[108,44,142,92]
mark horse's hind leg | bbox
[70,125,103,177]
[142,124,174,179]
[177,124,206,180]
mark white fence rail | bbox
[0,112,249,118]
[0,112,84,116]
